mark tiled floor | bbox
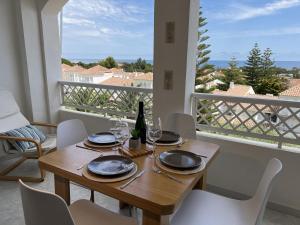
[0,159,299,225]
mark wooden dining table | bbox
[39,139,219,225]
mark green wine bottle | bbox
[135,101,147,144]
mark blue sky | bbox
[62,0,300,61]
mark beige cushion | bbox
[26,135,56,153]
[1,135,56,157]
[69,199,137,225]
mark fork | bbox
[152,167,184,184]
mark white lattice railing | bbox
[59,81,153,120]
[192,93,300,148]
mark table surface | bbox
[39,139,219,215]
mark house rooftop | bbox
[100,77,134,87]
[280,84,300,97]
[110,67,124,73]
[213,85,254,97]
[81,65,111,75]
[289,79,300,88]
[133,72,153,81]
[62,64,86,73]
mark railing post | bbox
[191,94,197,122]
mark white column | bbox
[15,0,50,122]
[38,0,68,123]
[153,0,199,126]
[14,0,67,123]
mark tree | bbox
[61,58,74,66]
[261,48,275,77]
[218,57,245,90]
[256,76,288,96]
[77,61,97,69]
[122,58,153,73]
[195,8,215,93]
[244,43,262,90]
[99,56,117,69]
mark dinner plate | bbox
[159,150,202,170]
[87,155,135,176]
[88,132,116,145]
[156,131,180,144]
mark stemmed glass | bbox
[117,121,130,145]
[110,120,122,152]
[110,120,129,152]
[147,117,162,158]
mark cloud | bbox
[214,0,300,21]
[62,0,151,40]
[64,27,144,40]
[212,26,300,38]
[63,17,96,26]
[63,0,148,24]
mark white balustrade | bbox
[192,93,300,148]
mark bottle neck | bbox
[138,102,144,116]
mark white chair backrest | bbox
[57,119,88,149]
[166,113,196,139]
[19,180,75,225]
[0,90,29,133]
[251,158,282,225]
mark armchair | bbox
[0,90,56,182]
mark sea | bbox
[69,59,300,69]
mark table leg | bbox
[119,201,129,209]
[143,210,162,225]
[194,170,207,190]
[54,174,70,205]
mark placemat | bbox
[120,148,153,158]
[155,158,206,175]
[83,139,121,149]
[82,163,138,183]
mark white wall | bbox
[0,0,27,115]
[0,0,67,123]
[58,109,112,134]
[199,132,300,215]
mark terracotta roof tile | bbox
[280,84,300,97]
[62,64,86,73]
[110,68,124,73]
[133,72,153,81]
[213,85,254,97]
[81,65,111,75]
[101,77,134,87]
[61,64,72,72]
[289,79,300,88]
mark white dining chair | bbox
[19,180,137,225]
[57,119,88,149]
[57,119,94,202]
[166,113,196,139]
[171,158,283,225]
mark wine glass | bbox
[117,121,130,145]
[110,120,122,152]
[147,117,162,158]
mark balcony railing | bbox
[59,81,153,120]
[191,93,300,148]
[59,81,300,149]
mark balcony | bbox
[0,0,300,225]
[59,81,300,150]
